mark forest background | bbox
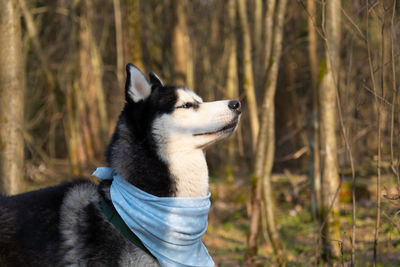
[0,0,399,266]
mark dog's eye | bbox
[178,103,193,109]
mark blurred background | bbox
[0,0,399,265]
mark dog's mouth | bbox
[193,119,239,136]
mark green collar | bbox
[99,196,153,257]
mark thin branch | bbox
[341,5,366,41]
[297,0,327,42]
[112,0,123,88]
[382,211,400,235]
[363,85,392,106]
[275,146,309,162]
[366,1,382,265]
[389,0,400,188]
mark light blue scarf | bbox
[92,167,214,267]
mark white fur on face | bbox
[152,88,240,197]
[158,89,239,148]
[174,89,203,107]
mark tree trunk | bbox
[307,0,322,223]
[245,108,269,266]
[245,0,288,264]
[0,0,25,195]
[19,0,59,158]
[77,0,108,162]
[64,79,83,177]
[253,0,263,91]
[59,0,83,177]
[237,0,259,151]
[254,0,262,51]
[245,1,276,259]
[225,0,239,183]
[171,1,192,87]
[307,0,323,263]
[124,0,144,70]
[263,0,276,73]
[261,0,288,263]
[319,0,341,260]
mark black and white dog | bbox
[0,64,241,266]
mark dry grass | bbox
[206,173,400,266]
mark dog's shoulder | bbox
[59,180,159,266]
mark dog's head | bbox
[124,64,241,152]
[106,64,241,196]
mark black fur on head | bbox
[105,64,180,197]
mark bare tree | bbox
[245,0,288,264]
[307,0,322,222]
[319,0,341,260]
[260,0,288,263]
[237,0,259,151]
[79,0,108,151]
[171,1,192,87]
[0,0,25,194]
[225,0,239,182]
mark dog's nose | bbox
[228,100,241,114]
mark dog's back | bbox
[0,180,158,267]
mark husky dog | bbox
[0,64,241,266]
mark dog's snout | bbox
[228,100,241,114]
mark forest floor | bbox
[205,173,400,267]
[25,162,400,266]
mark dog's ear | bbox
[149,72,163,87]
[125,63,151,102]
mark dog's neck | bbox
[158,146,209,197]
[106,117,209,197]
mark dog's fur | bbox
[0,64,241,266]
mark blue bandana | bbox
[92,167,214,267]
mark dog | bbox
[0,64,241,266]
